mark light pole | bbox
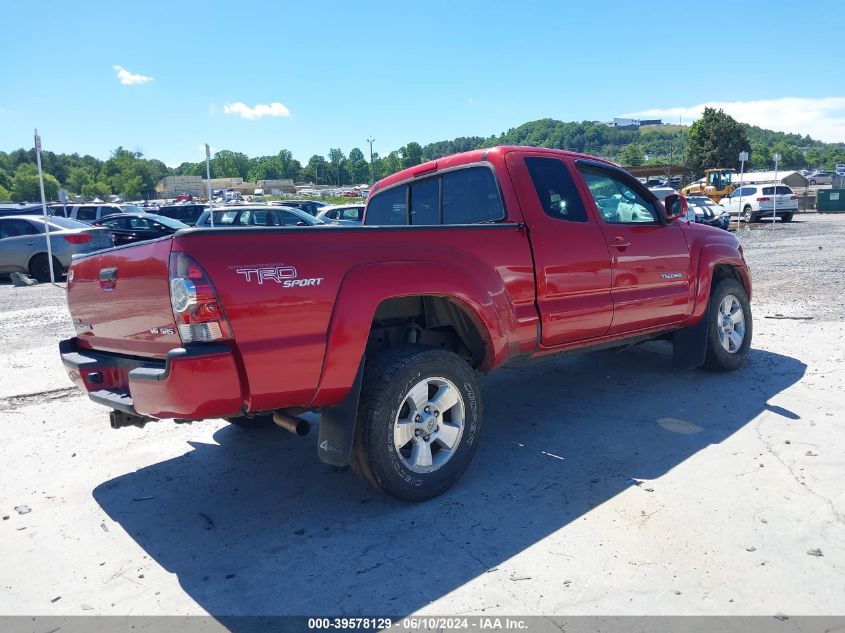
[736,151,748,229]
[772,153,781,226]
[367,137,375,185]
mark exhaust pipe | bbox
[273,411,311,436]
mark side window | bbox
[102,218,122,229]
[280,211,304,226]
[129,217,151,229]
[365,186,408,225]
[524,157,587,222]
[577,166,658,224]
[442,167,504,224]
[0,219,39,238]
[410,178,440,225]
[323,210,337,219]
[340,207,362,221]
[76,206,98,221]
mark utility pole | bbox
[367,137,375,184]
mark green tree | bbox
[0,184,11,201]
[11,163,60,201]
[399,142,423,168]
[620,144,645,167]
[685,108,750,176]
[81,180,112,199]
[212,150,251,180]
[67,166,95,194]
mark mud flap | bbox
[673,308,710,369]
[317,357,365,467]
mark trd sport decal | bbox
[232,264,324,287]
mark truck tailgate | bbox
[66,237,181,357]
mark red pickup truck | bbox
[60,146,752,500]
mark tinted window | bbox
[365,186,408,225]
[578,166,658,224]
[0,219,39,238]
[280,211,306,226]
[524,157,587,222]
[762,186,792,195]
[442,167,504,224]
[339,207,362,221]
[129,217,152,229]
[76,206,98,221]
[101,218,124,229]
[410,178,440,225]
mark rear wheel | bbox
[352,345,482,501]
[225,414,275,429]
[781,213,794,222]
[742,206,756,223]
[28,254,62,282]
[703,278,752,371]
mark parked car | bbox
[60,145,752,501]
[59,203,145,223]
[155,203,208,227]
[315,203,365,225]
[0,203,47,217]
[269,199,328,216]
[195,205,325,227]
[720,184,799,222]
[685,196,731,230]
[94,213,189,246]
[0,215,112,281]
[807,172,833,186]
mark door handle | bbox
[27,241,34,246]
[609,237,631,249]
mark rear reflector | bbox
[756,197,770,202]
[64,234,93,244]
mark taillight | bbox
[756,197,770,202]
[169,252,232,344]
[64,234,93,244]
[790,195,799,200]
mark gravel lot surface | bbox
[0,213,842,621]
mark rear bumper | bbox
[60,338,245,419]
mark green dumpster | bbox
[817,189,845,213]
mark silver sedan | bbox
[0,215,113,282]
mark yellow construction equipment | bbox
[681,168,737,202]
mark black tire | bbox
[352,345,482,501]
[809,180,816,186]
[225,414,275,429]
[742,206,756,223]
[29,254,62,283]
[703,278,752,371]
[781,213,793,222]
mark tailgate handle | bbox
[99,267,118,291]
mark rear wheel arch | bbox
[368,294,493,370]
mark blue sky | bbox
[2,0,844,166]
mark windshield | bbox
[149,215,189,229]
[119,205,144,213]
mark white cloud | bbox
[622,97,845,143]
[112,65,154,86]
[223,102,291,120]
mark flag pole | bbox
[205,143,214,227]
[35,129,55,285]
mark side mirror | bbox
[664,193,688,222]
[296,221,308,226]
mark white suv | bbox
[721,184,799,223]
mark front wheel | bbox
[352,345,482,501]
[703,279,752,371]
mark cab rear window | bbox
[364,166,505,226]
